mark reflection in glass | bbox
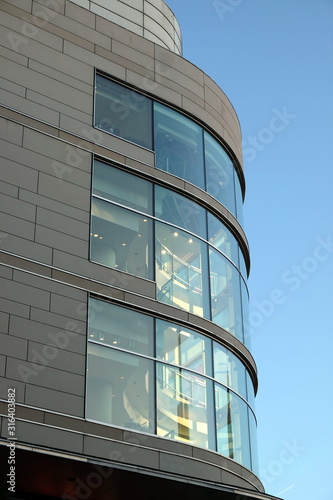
[89,298,154,356]
[95,75,152,149]
[155,185,207,239]
[93,160,152,214]
[241,280,251,349]
[213,342,247,399]
[207,212,239,267]
[215,385,251,469]
[91,198,153,279]
[154,102,205,189]
[246,371,255,412]
[209,247,243,340]
[155,222,209,318]
[157,363,215,449]
[156,319,212,376]
[234,174,244,227]
[248,408,259,475]
[204,131,236,215]
[86,298,257,471]
[86,343,154,432]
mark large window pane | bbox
[209,248,243,340]
[204,131,236,215]
[213,342,247,399]
[154,102,205,189]
[156,319,212,376]
[246,372,255,411]
[95,75,152,149]
[155,185,207,239]
[89,298,154,356]
[86,343,154,432]
[215,385,251,469]
[241,280,251,348]
[91,198,153,279]
[155,221,209,318]
[157,363,215,449]
[93,160,152,214]
[207,212,239,268]
[249,408,259,475]
[234,173,244,226]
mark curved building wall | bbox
[70,0,183,55]
[0,1,279,499]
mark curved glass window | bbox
[91,161,248,341]
[215,385,251,469]
[156,319,213,376]
[155,185,207,239]
[93,159,152,214]
[154,102,205,189]
[95,75,152,149]
[213,342,247,400]
[207,212,239,268]
[209,247,243,340]
[94,74,244,223]
[204,131,236,215]
[86,299,258,472]
[91,198,153,279]
[155,221,210,318]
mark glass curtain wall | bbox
[94,74,244,221]
[86,299,257,472]
[91,160,249,342]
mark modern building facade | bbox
[0,1,279,499]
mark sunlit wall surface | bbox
[86,298,258,473]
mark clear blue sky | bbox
[166,1,333,499]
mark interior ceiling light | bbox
[122,243,126,246]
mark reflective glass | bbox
[246,371,255,411]
[248,408,259,475]
[241,280,251,349]
[215,385,251,469]
[93,160,152,214]
[213,342,247,399]
[156,319,212,376]
[88,298,154,356]
[86,343,154,432]
[95,75,152,149]
[209,247,243,340]
[207,212,239,268]
[157,363,215,449]
[204,131,236,215]
[155,221,210,318]
[154,102,205,189]
[234,173,244,226]
[239,248,247,278]
[155,185,207,239]
[91,198,153,279]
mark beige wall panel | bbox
[31,2,111,50]
[0,117,23,145]
[65,0,96,28]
